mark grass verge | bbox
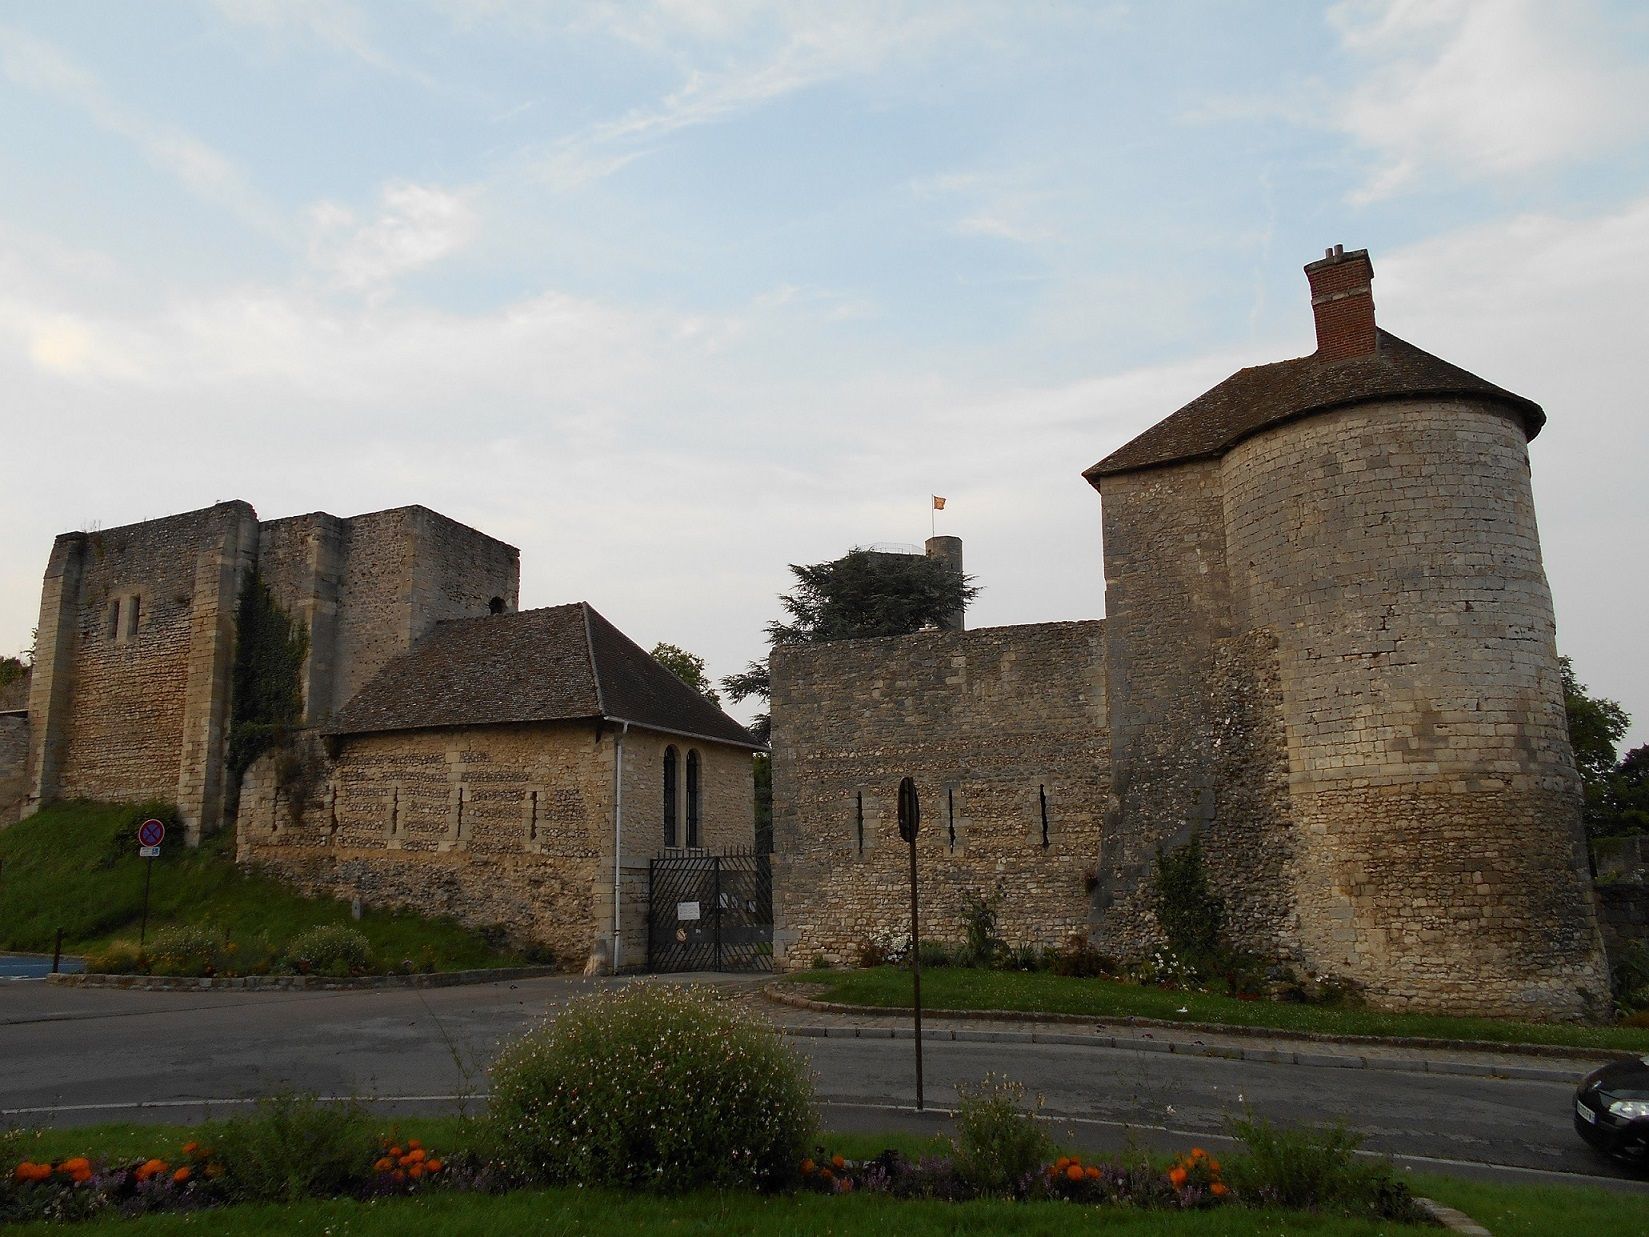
[0,801,522,971]
[785,966,1649,1054]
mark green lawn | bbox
[785,966,1649,1054]
[11,1121,1649,1236]
[0,801,524,971]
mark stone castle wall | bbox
[770,621,1108,969]
[0,713,27,826]
[238,721,753,969]
[1219,399,1608,1016]
[27,503,257,838]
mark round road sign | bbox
[137,818,166,848]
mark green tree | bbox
[1561,656,1631,837]
[721,548,979,743]
[1607,746,1649,837]
[649,642,720,705]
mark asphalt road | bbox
[1,975,1642,1193]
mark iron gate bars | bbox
[647,849,773,973]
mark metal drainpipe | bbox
[610,720,629,973]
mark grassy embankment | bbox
[0,801,521,970]
[786,966,1649,1054]
[8,1124,1644,1237]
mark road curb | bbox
[1414,1196,1494,1235]
[45,965,564,992]
[765,986,1601,1082]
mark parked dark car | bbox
[1575,1057,1649,1160]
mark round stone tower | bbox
[1087,246,1608,1019]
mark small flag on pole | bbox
[932,496,946,510]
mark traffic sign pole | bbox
[140,856,153,947]
[135,819,165,947]
[897,776,923,1112]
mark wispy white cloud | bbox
[1329,0,1647,201]
[307,182,478,293]
[206,0,446,92]
[0,24,288,238]
[534,5,972,190]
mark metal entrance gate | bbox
[647,850,772,973]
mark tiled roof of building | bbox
[325,602,761,749]
[1084,330,1545,482]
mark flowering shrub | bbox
[949,1075,1051,1197]
[146,926,225,978]
[282,924,375,977]
[487,985,817,1193]
[368,1135,449,1193]
[82,940,147,975]
[1131,946,1199,988]
[855,930,911,968]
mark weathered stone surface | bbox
[770,621,1107,969]
[238,721,754,968]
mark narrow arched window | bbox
[685,750,701,849]
[663,746,679,847]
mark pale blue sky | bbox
[2,1,1646,745]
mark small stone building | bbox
[772,246,1609,1019]
[237,603,761,969]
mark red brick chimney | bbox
[1304,245,1376,360]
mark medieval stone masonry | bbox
[8,502,759,968]
[771,247,1610,1019]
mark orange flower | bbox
[173,1166,192,1184]
[819,1168,834,1183]
[15,1161,52,1183]
[831,1154,845,1169]
[801,1158,816,1175]
[407,1148,426,1163]
[1084,1165,1102,1180]
[59,1157,91,1175]
[1065,1163,1084,1182]
[1168,1166,1188,1188]
[1211,1182,1230,1198]
[407,1139,422,1151]
[1209,1159,1221,1173]
[71,1168,93,1185]
[374,1157,395,1173]
[1055,1156,1071,1171]
[1190,1147,1206,1160]
[181,1142,199,1156]
[388,1146,403,1158]
[408,1165,425,1180]
[426,1159,443,1174]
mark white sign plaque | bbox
[676,901,701,921]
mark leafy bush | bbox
[1153,833,1226,978]
[83,939,147,975]
[283,924,375,976]
[1226,1113,1418,1220]
[146,925,223,977]
[949,1075,1052,1197]
[197,1093,379,1203]
[959,886,1006,966]
[1612,941,1649,1013]
[917,940,960,968]
[856,931,910,968]
[1050,933,1118,978]
[488,985,816,1193]
[1002,944,1046,972]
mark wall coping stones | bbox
[46,964,564,992]
[763,982,1630,1069]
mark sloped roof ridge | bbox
[1085,329,1545,482]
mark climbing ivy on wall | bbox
[225,570,308,807]
[1151,832,1226,975]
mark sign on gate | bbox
[648,851,772,973]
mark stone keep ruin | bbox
[771,246,1609,1019]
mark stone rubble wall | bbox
[770,621,1108,969]
[0,713,28,826]
[28,502,258,838]
[238,720,753,970]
